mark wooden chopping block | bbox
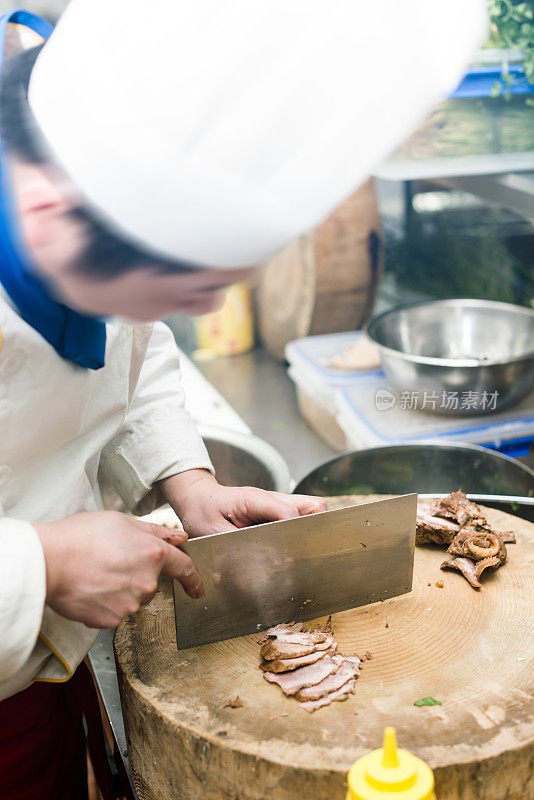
[114,501,534,800]
[255,180,383,360]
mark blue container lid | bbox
[450,64,533,99]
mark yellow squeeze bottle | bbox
[346,727,436,800]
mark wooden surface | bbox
[256,180,383,360]
[115,500,534,800]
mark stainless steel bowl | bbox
[294,442,534,498]
[198,426,292,492]
[128,428,292,528]
[367,299,534,415]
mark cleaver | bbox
[173,494,416,649]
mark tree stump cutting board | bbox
[114,500,534,800]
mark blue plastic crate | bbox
[450,64,533,99]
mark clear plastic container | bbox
[336,374,534,457]
[285,332,382,451]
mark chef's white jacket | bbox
[0,287,213,700]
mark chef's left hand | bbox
[159,469,327,537]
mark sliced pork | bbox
[260,621,361,711]
[260,647,336,674]
[295,658,359,702]
[257,622,303,644]
[263,656,340,695]
[260,632,334,662]
[299,680,356,713]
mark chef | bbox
[0,2,485,798]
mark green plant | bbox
[487,0,534,104]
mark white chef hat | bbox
[28,0,486,268]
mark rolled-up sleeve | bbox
[99,322,213,516]
[0,519,46,683]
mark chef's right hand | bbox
[34,511,204,629]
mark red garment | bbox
[0,660,119,800]
[0,677,88,800]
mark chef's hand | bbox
[35,511,204,629]
[159,469,327,537]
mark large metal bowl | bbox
[294,442,534,498]
[198,426,292,492]
[367,299,534,415]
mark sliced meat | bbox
[260,637,315,661]
[475,556,503,579]
[416,514,460,546]
[501,531,516,544]
[295,660,359,702]
[260,620,363,712]
[257,623,303,644]
[260,633,333,661]
[272,630,327,646]
[441,556,481,589]
[313,635,335,652]
[260,647,336,673]
[448,529,506,564]
[417,491,516,551]
[417,499,438,516]
[461,516,494,533]
[433,490,482,526]
[263,656,341,696]
[342,655,361,668]
[299,680,356,713]
[261,639,314,661]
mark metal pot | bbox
[367,299,534,415]
[294,442,534,498]
[199,426,292,492]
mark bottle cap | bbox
[346,728,435,800]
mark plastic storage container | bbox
[285,332,382,451]
[336,373,534,457]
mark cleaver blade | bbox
[173,493,416,649]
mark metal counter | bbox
[89,348,334,795]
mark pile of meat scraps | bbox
[417,490,516,589]
[259,621,361,712]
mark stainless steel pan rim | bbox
[303,439,534,480]
[294,440,534,498]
